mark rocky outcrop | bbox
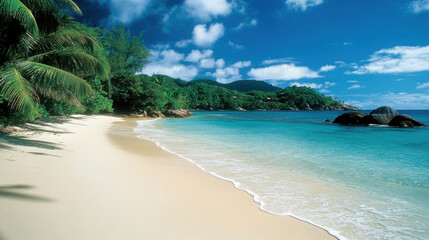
[162,109,193,118]
[333,106,426,128]
[333,112,367,125]
[148,111,166,118]
[361,106,399,125]
[388,114,426,128]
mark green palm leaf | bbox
[34,83,84,108]
[20,0,82,15]
[53,0,82,15]
[28,49,109,78]
[0,0,39,32]
[0,66,37,117]
[32,29,100,54]
[17,61,93,99]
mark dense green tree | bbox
[0,0,109,121]
[104,24,150,111]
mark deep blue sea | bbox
[135,111,429,240]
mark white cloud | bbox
[232,61,251,68]
[346,92,429,109]
[210,67,241,83]
[162,0,245,31]
[216,59,225,68]
[347,84,363,90]
[228,41,245,49]
[158,49,184,63]
[185,49,213,62]
[319,64,336,72]
[200,58,216,68]
[234,18,258,30]
[343,42,353,46]
[334,60,349,68]
[184,0,232,21]
[319,89,330,93]
[324,81,336,87]
[151,43,170,50]
[175,39,192,48]
[141,49,198,80]
[142,64,198,80]
[89,0,153,23]
[347,80,358,83]
[290,82,323,89]
[352,45,429,74]
[410,0,429,13]
[248,64,321,81]
[417,81,429,89]
[193,23,225,47]
[285,0,324,11]
[208,60,250,83]
[262,58,295,65]
[290,81,336,89]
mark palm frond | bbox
[0,0,39,32]
[28,49,109,78]
[0,66,37,117]
[34,83,83,108]
[20,0,82,15]
[31,29,99,54]
[53,0,82,15]
[17,61,93,99]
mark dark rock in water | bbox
[360,106,399,125]
[361,114,390,125]
[333,106,426,128]
[333,112,367,125]
[388,114,426,128]
[163,109,192,118]
[370,106,399,116]
[325,119,332,122]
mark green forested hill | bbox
[129,74,351,112]
[185,79,282,93]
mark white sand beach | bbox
[0,115,335,240]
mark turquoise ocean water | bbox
[135,111,429,240]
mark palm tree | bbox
[0,0,81,32]
[0,0,109,120]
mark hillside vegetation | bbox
[122,74,345,113]
[185,79,282,93]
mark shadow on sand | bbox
[0,185,53,202]
[0,134,61,151]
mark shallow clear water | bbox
[135,111,429,240]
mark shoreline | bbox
[0,115,336,240]
[133,119,344,240]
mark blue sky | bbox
[75,0,429,109]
